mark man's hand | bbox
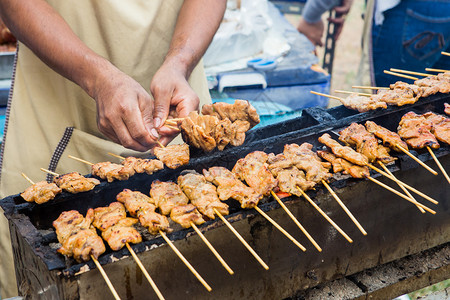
[92,67,158,152]
[150,61,200,146]
[297,18,325,47]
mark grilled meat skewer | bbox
[21,181,62,204]
[116,189,172,235]
[397,112,440,149]
[53,209,106,262]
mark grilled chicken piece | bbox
[201,99,260,128]
[101,218,142,251]
[116,189,155,216]
[178,172,229,219]
[283,143,333,183]
[398,112,440,149]
[276,167,316,195]
[54,172,100,194]
[365,121,408,152]
[371,81,421,106]
[339,123,396,164]
[150,181,189,215]
[91,161,132,182]
[116,189,171,235]
[92,202,142,250]
[423,112,450,145]
[170,204,205,228]
[232,151,278,196]
[153,144,190,169]
[317,150,370,179]
[415,76,450,95]
[180,111,218,152]
[203,166,262,209]
[338,93,387,112]
[93,202,127,231]
[445,103,450,116]
[21,181,62,204]
[214,118,251,150]
[121,156,164,174]
[54,209,94,244]
[318,133,369,166]
[53,209,105,262]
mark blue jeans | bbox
[371,0,450,87]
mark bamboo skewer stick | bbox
[156,140,165,148]
[425,68,449,73]
[310,91,344,101]
[378,162,425,214]
[395,144,438,176]
[427,146,450,184]
[296,186,353,243]
[321,180,367,235]
[389,68,431,77]
[107,152,124,160]
[125,243,165,300]
[351,86,389,90]
[23,173,122,299]
[270,191,322,252]
[366,176,436,214]
[190,222,234,275]
[68,155,94,166]
[366,164,438,205]
[213,208,269,270]
[21,172,35,185]
[253,206,306,251]
[40,168,59,176]
[383,70,418,80]
[166,118,185,122]
[92,255,122,300]
[165,124,180,131]
[441,51,450,57]
[159,231,212,292]
[334,90,372,97]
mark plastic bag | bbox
[203,0,273,67]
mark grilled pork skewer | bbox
[397,112,449,183]
[153,144,190,169]
[115,189,212,290]
[177,172,269,269]
[339,123,396,164]
[310,91,387,113]
[149,181,234,275]
[92,202,142,250]
[265,145,357,241]
[365,121,438,176]
[20,173,62,204]
[445,103,450,115]
[180,168,306,252]
[317,150,436,214]
[201,99,260,128]
[91,201,165,299]
[318,134,438,205]
[53,209,120,300]
[38,169,100,194]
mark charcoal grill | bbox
[1,94,449,299]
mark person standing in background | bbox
[0,0,226,297]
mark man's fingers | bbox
[109,118,150,152]
[151,84,172,130]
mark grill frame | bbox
[1,94,449,299]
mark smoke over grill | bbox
[1,94,449,299]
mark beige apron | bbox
[0,0,211,297]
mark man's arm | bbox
[150,0,227,145]
[0,0,157,151]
